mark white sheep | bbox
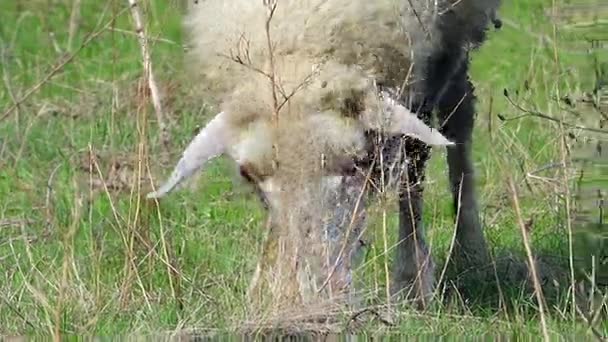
[148,0,502,308]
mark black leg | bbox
[437,69,490,276]
[391,138,435,308]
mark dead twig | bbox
[348,307,395,327]
[0,218,35,228]
[502,90,608,135]
[0,293,36,330]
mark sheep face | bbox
[230,112,369,296]
[250,168,368,296]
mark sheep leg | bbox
[437,74,490,277]
[392,141,435,308]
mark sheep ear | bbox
[384,97,454,146]
[147,111,230,199]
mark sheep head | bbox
[147,86,452,304]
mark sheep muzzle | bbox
[248,169,368,307]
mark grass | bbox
[0,0,606,338]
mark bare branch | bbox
[276,64,323,112]
[219,52,273,81]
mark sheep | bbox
[148,0,502,308]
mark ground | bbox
[0,0,606,338]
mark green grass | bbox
[0,0,606,338]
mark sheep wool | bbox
[183,0,499,179]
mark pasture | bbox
[0,0,606,338]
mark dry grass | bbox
[0,0,606,338]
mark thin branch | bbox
[526,162,567,176]
[221,52,321,115]
[348,307,395,327]
[219,52,273,81]
[276,65,322,112]
[0,6,130,123]
[108,27,184,47]
[503,90,608,135]
[405,0,430,40]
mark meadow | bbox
[0,0,606,338]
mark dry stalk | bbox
[263,0,281,173]
[127,0,169,151]
[15,103,51,164]
[507,176,550,342]
[379,141,391,304]
[378,131,391,305]
[433,174,463,299]
[439,92,467,129]
[53,181,83,342]
[9,224,55,333]
[550,0,560,66]
[67,0,82,52]
[263,0,279,118]
[0,37,21,127]
[134,88,182,314]
[559,118,578,322]
[87,145,152,310]
[575,304,608,342]
[381,206,391,303]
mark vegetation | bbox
[0,0,606,338]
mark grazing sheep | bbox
[148,0,502,308]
